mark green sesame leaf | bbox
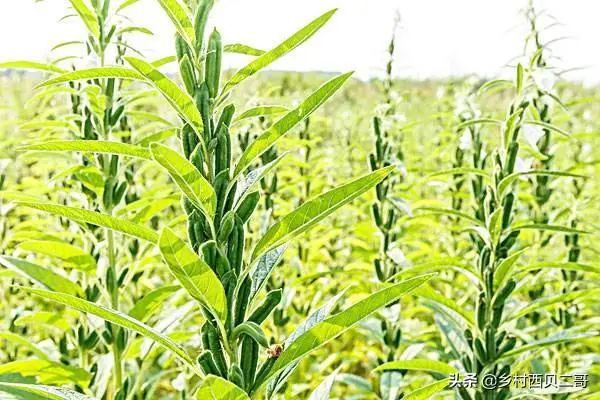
[0,60,66,74]
[126,56,204,139]
[68,0,100,38]
[0,256,84,297]
[0,383,95,400]
[234,72,351,178]
[129,285,180,322]
[16,202,158,244]
[20,287,201,375]
[0,359,90,387]
[155,0,195,48]
[404,379,449,400]
[498,170,585,196]
[258,274,434,392]
[252,166,395,261]
[17,240,96,271]
[36,67,145,88]
[222,9,337,94]
[158,228,227,320]
[224,44,265,57]
[499,330,598,361]
[20,140,152,160]
[150,143,216,220]
[194,375,250,400]
[374,359,457,375]
[234,106,289,122]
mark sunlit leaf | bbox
[252,166,394,260]
[150,143,216,219]
[16,202,158,243]
[0,256,84,297]
[194,375,249,400]
[258,274,434,391]
[158,228,226,319]
[20,287,201,375]
[234,72,352,178]
[222,9,337,94]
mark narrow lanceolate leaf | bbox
[508,223,589,235]
[68,0,100,38]
[17,202,158,243]
[234,72,352,178]
[0,359,90,387]
[21,140,152,160]
[18,240,95,270]
[259,274,434,390]
[158,228,226,319]
[0,383,95,400]
[151,143,216,219]
[129,285,180,322]
[427,167,489,180]
[524,120,570,137]
[222,9,337,94]
[308,369,339,400]
[224,43,266,56]
[234,106,289,122]
[498,170,585,195]
[509,288,600,320]
[126,57,204,137]
[249,245,286,301]
[21,287,200,374]
[234,153,287,206]
[0,61,66,74]
[266,290,349,397]
[0,331,50,360]
[37,67,145,88]
[194,375,250,400]
[252,166,394,260]
[155,0,195,47]
[518,262,600,275]
[135,129,178,146]
[374,359,457,375]
[499,330,598,360]
[404,379,449,400]
[0,256,84,297]
[415,207,484,226]
[494,248,528,289]
[414,285,474,326]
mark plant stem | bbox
[107,226,123,392]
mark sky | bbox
[0,0,598,84]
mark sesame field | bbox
[0,1,598,399]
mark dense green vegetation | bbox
[0,1,598,399]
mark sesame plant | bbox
[0,0,156,398]
[0,1,598,399]
[441,58,595,400]
[0,1,432,399]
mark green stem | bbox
[107,227,123,392]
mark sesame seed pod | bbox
[240,337,258,390]
[205,29,222,99]
[179,54,196,95]
[501,193,514,229]
[197,350,220,376]
[193,0,214,55]
[204,322,228,376]
[248,289,282,325]
[236,191,260,223]
[234,277,252,325]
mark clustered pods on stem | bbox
[458,76,530,400]
[56,1,140,396]
[367,22,408,395]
